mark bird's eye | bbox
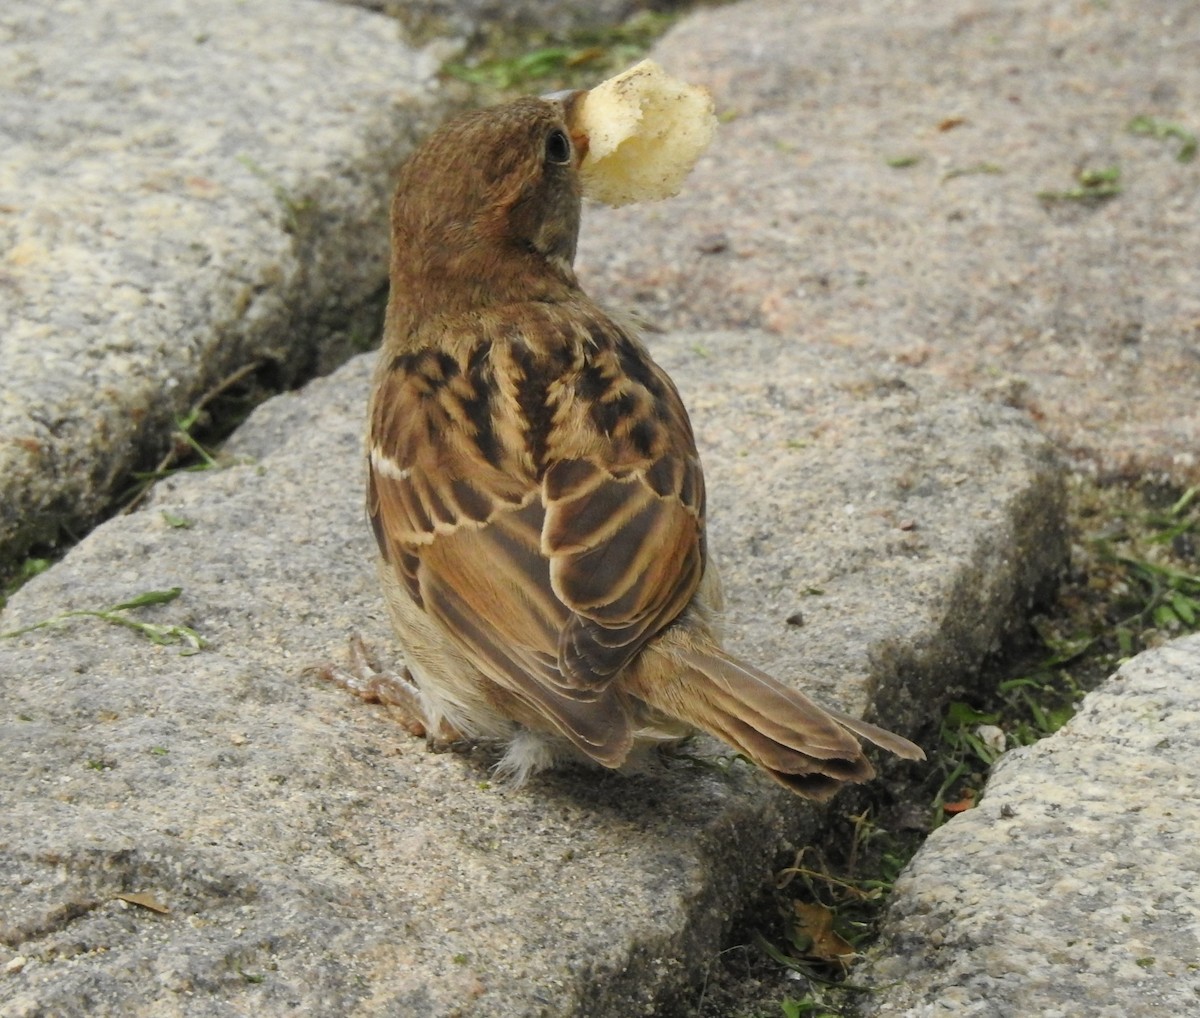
[545,128,571,165]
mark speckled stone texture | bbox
[368,0,657,45]
[0,333,1063,1016]
[579,0,1200,483]
[859,633,1200,1018]
[4,0,1194,1012]
[0,0,444,564]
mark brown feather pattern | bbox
[369,301,704,700]
[361,95,923,797]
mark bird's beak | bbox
[543,88,590,166]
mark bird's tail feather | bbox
[648,647,923,800]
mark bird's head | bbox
[388,94,590,319]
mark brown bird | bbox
[334,93,924,799]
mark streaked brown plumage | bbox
[350,94,923,799]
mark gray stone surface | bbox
[0,0,444,565]
[4,0,1194,1013]
[859,632,1200,1018]
[370,0,659,46]
[578,0,1200,483]
[0,333,1064,1016]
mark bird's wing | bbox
[538,315,706,689]
[367,303,704,763]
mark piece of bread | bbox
[574,60,717,207]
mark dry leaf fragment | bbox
[116,892,170,914]
[943,791,977,815]
[792,901,856,965]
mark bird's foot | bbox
[314,633,468,751]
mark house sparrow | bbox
[334,94,923,799]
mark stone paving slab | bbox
[0,0,444,566]
[0,331,1064,1016]
[379,0,650,46]
[579,0,1200,483]
[860,632,1200,1018]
